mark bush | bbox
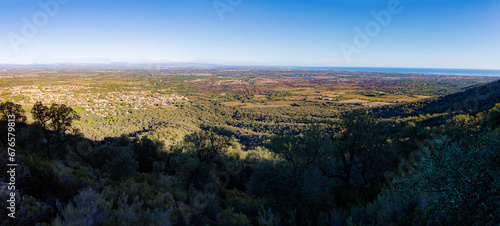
[112,195,144,225]
[220,189,267,221]
[396,129,500,225]
[133,137,160,173]
[17,195,56,225]
[107,149,138,181]
[173,153,218,189]
[103,116,120,123]
[90,144,121,169]
[184,130,230,162]
[153,161,166,176]
[54,188,112,226]
[90,144,138,180]
[216,207,250,225]
[257,208,280,226]
[22,155,89,202]
[0,101,27,123]
[247,160,329,224]
[485,103,500,130]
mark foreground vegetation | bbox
[0,66,499,225]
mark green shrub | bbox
[103,116,120,123]
[173,153,218,189]
[22,156,82,202]
[54,188,112,226]
[16,195,54,225]
[90,144,121,169]
[257,208,280,226]
[216,207,250,225]
[153,161,166,176]
[221,189,266,219]
[485,103,500,129]
[107,150,138,180]
[133,137,160,173]
[396,130,500,225]
[90,144,138,180]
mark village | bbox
[0,85,189,117]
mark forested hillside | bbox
[1,77,499,225]
[372,79,500,118]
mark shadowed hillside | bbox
[372,79,500,118]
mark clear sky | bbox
[1,0,499,69]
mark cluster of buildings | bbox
[1,85,189,116]
[214,79,248,85]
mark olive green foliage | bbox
[133,137,161,173]
[483,103,500,132]
[220,189,267,221]
[396,122,500,225]
[169,130,230,190]
[247,159,329,224]
[31,101,51,129]
[184,129,230,162]
[216,207,251,225]
[319,189,419,225]
[90,144,123,169]
[16,195,55,225]
[174,153,218,190]
[153,161,166,176]
[103,115,120,123]
[319,111,397,187]
[257,208,280,225]
[54,179,174,225]
[0,101,27,146]
[47,103,81,133]
[90,144,138,180]
[73,107,86,115]
[31,101,81,134]
[21,154,96,202]
[246,110,400,223]
[0,100,27,123]
[54,188,112,226]
[107,150,139,181]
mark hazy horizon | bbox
[2,62,500,72]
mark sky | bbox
[0,0,499,69]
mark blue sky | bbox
[1,0,499,69]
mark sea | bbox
[298,67,500,77]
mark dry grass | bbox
[338,98,370,103]
[223,101,245,106]
[364,102,392,107]
[241,101,296,108]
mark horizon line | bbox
[1,62,500,71]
